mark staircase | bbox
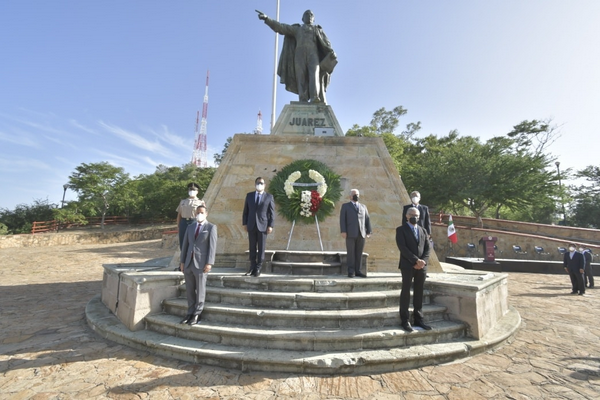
[89,252,521,375]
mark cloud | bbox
[99,121,176,158]
[146,124,191,151]
[70,119,98,135]
[0,130,38,147]
[0,156,51,172]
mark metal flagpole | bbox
[270,0,280,132]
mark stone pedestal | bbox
[203,133,442,272]
[271,102,344,136]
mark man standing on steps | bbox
[243,177,275,277]
[180,204,217,326]
[581,247,594,289]
[396,206,431,332]
[340,188,372,278]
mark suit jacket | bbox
[402,203,432,236]
[243,191,275,232]
[180,221,217,271]
[583,251,593,268]
[340,201,372,238]
[564,251,584,272]
[396,223,430,271]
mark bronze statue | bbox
[257,9,337,104]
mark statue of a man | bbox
[258,9,337,104]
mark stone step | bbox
[207,270,406,293]
[145,313,466,351]
[87,295,522,375]
[162,299,447,329]
[270,260,343,275]
[195,286,431,309]
[271,250,342,263]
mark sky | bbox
[1,1,599,210]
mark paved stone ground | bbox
[1,239,598,399]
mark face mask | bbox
[196,213,206,223]
[578,248,584,252]
[256,183,265,192]
[569,247,576,252]
[189,190,198,197]
[411,196,420,204]
[409,216,419,225]
[352,194,359,202]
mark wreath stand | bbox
[286,182,324,251]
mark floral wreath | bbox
[269,159,342,224]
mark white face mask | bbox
[196,213,206,223]
[578,248,584,252]
[411,196,420,204]
[189,190,198,197]
[255,183,265,192]
[569,247,576,252]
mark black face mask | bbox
[409,216,419,225]
[352,194,359,202]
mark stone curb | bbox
[86,295,521,375]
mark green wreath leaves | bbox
[269,159,342,224]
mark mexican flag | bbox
[447,215,458,243]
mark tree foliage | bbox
[0,198,57,234]
[569,165,600,228]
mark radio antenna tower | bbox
[253,110,263,135]
[192,70,209,167]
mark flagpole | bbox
[270,0,280,133]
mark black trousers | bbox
[400,267,426,323]
[584,265,595,287]
[568,269,585,293]
[248,227,267,272]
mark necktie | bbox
[195,223,202,239]
[256,193,261,204]
[354,202,359,212]
[414,226,419,241]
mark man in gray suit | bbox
[180,204,217,325]
[340,188,372,277]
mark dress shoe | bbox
[180,315,193,324]
[571,291,578,294]
[347,273,355,278]
[401,321,414,332]
[414,321,432,330]
[251,269,261,277]
[355,272,367,278]
[579,292,585,296]
[187,314,200,325]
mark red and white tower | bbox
[192,70,209,167]
[253,110,263,135]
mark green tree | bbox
[569,165,600,228]
[134,163,216,220]
[214,136,232,166]
[68,162,130,229]
[0,198,57,234]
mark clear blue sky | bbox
[1,1,599,210]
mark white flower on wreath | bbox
[284,171,301,198]
[300,190,312,217]
[309,169,328,197]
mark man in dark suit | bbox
[402,191,432,239]
[581,247,594,288]
[340,188,372,277]
[564,243,585,295]
[396,206,431,332]
[179,204,217,325]
[242,177,275,277]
